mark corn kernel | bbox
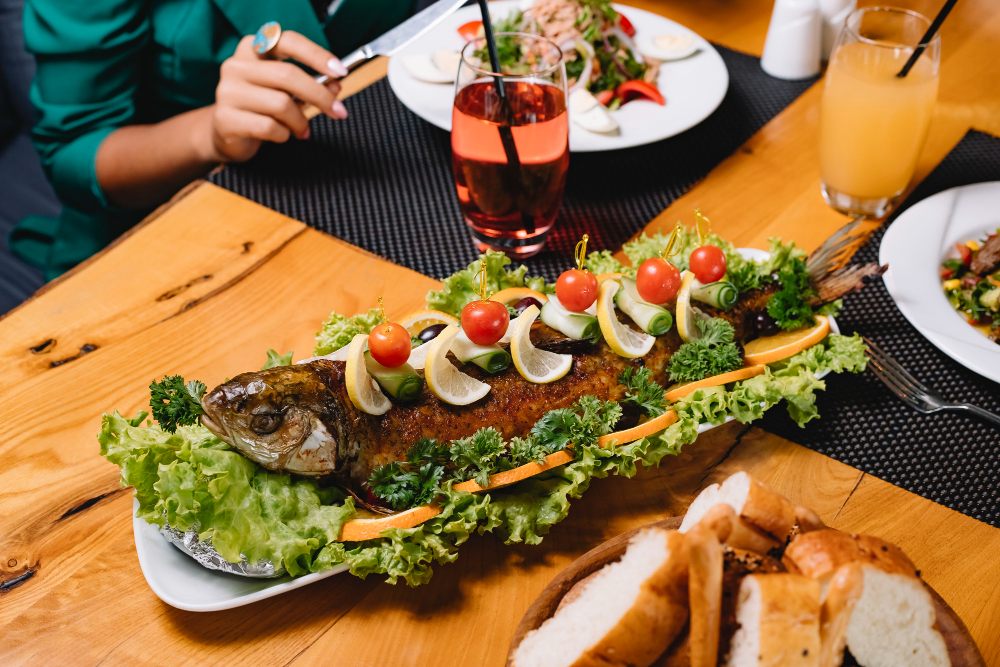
[966,240,980,251]
[943,279,961,290]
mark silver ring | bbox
[252,21,282,58]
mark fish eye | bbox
[250,412,283,435]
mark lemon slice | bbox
[424,325,491,405]
[595,280,656,358]
[510,305,573,383]
[397,309,459,336]
[344,334,392,415]
[676,271,706,343]
[743,316,830,365]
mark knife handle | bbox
[302,45,374,119]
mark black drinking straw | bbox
[897,0,959,77]
[476,0,535,234]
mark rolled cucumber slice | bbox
[451,330,511,373]
[691,279,738,309]
[540,296,600,340]
[616,278,674,336]
[364,352,424,402]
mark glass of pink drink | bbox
[452,33,569,257]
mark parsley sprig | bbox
[767,258,817,331]
[668,319,742,384]
[149,376,207,433]
[618,367,667,417]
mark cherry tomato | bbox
[636,257,681,304]
[457,20,483,41]
[618,13,636,37]
[556,269,599,312]
[594,90,615,106]
[689,245,727,284]
[369,322,411,368]
[955,242,972,265]
[462,300,509,345]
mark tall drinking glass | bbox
[452,33,569,257]
[820,7,940,218]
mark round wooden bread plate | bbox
[507,516,985,667]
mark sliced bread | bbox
[785,530,951,667]
[679,472,797,552]
[511,528,689,667]
[725,573,822,667]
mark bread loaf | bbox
[511,528,689,667]
[725,573,822,667]
[785,530,951,667]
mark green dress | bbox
[12,0,414,280]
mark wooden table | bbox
[3,1,1000,665]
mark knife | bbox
[303,0,469,117]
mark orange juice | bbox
[820,41,939,201]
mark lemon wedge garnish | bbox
[344,334,392,415]
[424,325,491,405]
[675,271,705,343]
[596,280,656,358]
[510,305,573,383]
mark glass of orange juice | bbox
[820,7,940,218]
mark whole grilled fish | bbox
[200,222,884,498]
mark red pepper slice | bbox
[457,20,483,42]
[618,13,636,37]
[616,80,666,106]
[955,242,972,264]
[594,89,615,106]
[940,268,955,279]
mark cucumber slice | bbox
[540,297,600,340]
[451,330,511,373]
[691,279,738,309]
[616,278,674,335]
[364,352,424,402]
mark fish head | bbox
[200,364,340,475]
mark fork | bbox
[864,337,1000,427]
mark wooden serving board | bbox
[507,517,986,667]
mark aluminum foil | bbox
[158,522,284,578]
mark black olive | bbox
[513,297,543,315]
[418,323,448,343]
[755,312,780,337]
[250,412,283,435]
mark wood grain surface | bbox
[506,515,985,667]
[3,1,1000,666]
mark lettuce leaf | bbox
[99,413,355,576]
[314,308,384,356]
[425,250,552,318]
[584,250,630,276]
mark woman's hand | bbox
[206,31,349,163]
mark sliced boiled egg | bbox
[401,49,459,84]
[637,33,698,61]
[569,89,619,135]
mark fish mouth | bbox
[199,408,232,445]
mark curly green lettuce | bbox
[425,250,552,318]
[314,307,384,356]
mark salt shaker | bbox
[819,0,856,60]
[760,0,822,80]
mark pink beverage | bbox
[451,78,569,257]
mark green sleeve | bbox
[23,0,150,213]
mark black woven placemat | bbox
[762,129,1000,526]
[210,45,815,281]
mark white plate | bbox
[133,499,350,612]
[134,247,835,611]
[880,181,1000,384]
[385,1,729,152]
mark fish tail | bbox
[805,217,886,304]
